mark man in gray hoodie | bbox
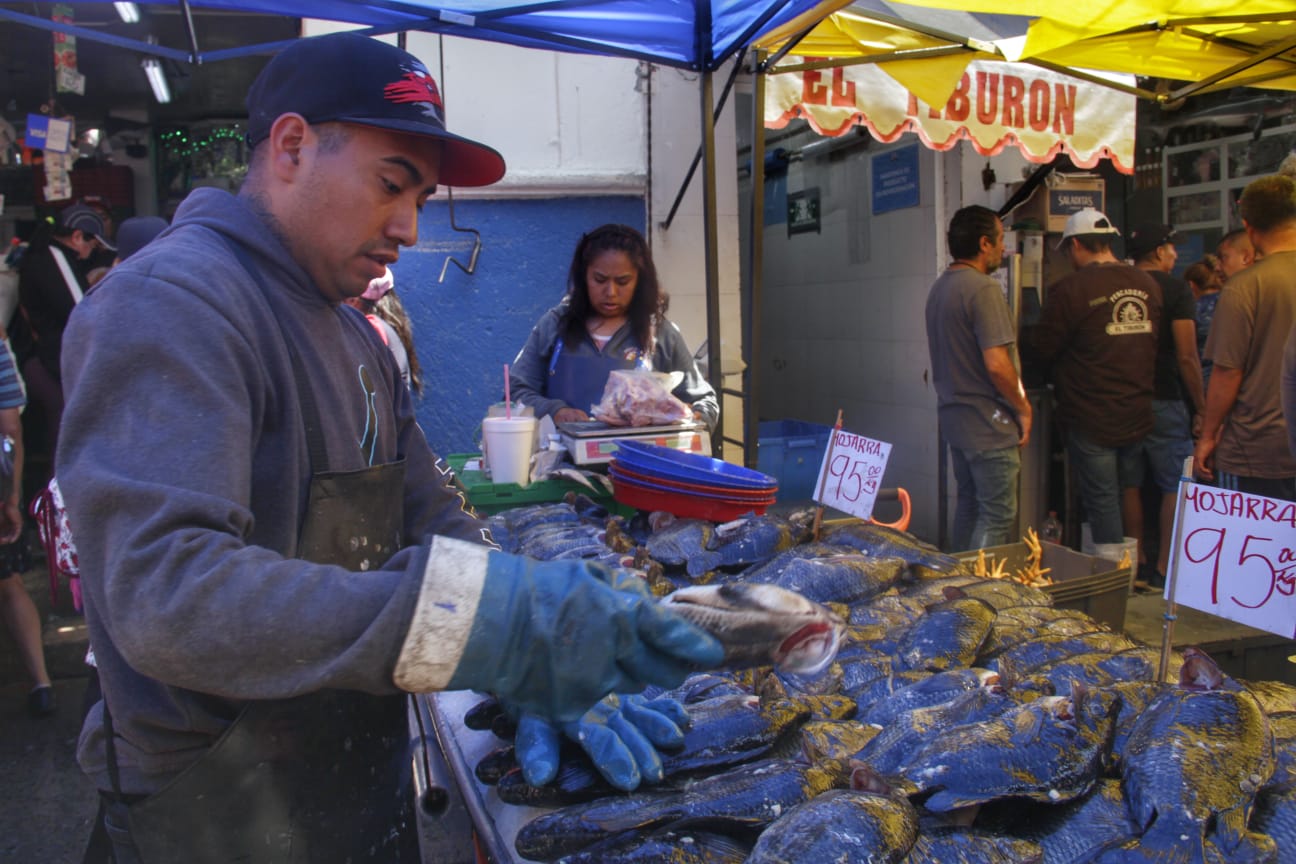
[59,33,720,863]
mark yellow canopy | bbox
[767,3,1296,102]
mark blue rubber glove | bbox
[516,694,690,791]
[447,553,723,722]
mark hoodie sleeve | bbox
[509,306,569,420]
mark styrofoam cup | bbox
[482,416,538,487]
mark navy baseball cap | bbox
[1127,223,1177,260]
[115,216,169,261]
[246,32,505,188]
[58,204,115,251]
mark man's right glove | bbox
[439,544,722,722]
[515,693,690,791]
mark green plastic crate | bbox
[445,453,634,517]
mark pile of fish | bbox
[474,497,1296,863]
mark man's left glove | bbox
[515,694,690,791]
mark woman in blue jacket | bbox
[509,223,718,431]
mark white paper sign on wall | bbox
[1169,482,1296,639]
[813,429,892,521]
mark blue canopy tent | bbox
[4,0,859,461]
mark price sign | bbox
[813,429,892,520]
[1169,482,1296,639]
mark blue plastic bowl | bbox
[609,464,778,502]
[612,440,778,490]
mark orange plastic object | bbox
[869,487,911,532]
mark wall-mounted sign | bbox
[814,428,893,521]
[787,187,820,235]
[25,114,72,153]
[872,143,919,215]
[1169,482,1296,639]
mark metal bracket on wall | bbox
[438,190,482,283]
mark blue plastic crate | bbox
[756,420,832,503]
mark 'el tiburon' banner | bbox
[766,60,1135,175]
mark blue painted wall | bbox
[393,195,644,456]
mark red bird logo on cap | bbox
[384,70,444,111]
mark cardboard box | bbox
[1008,174,1105,233]
[957,542,1131,631]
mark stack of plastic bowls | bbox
[609,440,779,520]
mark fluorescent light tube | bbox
[114,2,140,24]
[141,58,171,104]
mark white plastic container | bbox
[481,416,538,487]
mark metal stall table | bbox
[424,690,553,864]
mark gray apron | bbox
[99,253,417,863]
[547,334,646,415]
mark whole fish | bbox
[1119,682,1275,862]
[661,583,845,675]
[765,553,907,605]
[977,612,1108,664]
[1249,790,1296,856]
[514,758,838,861]
[954,578,1052,610]
[1019,646,1181,697]
[891,596,997,672]
[644,518,715,568]
[684,513,810,577]
[852,686,1016,775]
[553,827,751,864]
[1264,711,1296,794]
[902,828,1043,863]
[895,684,1120,811]
[978,778,1138,863]
[861,667,1001,727]
[821,521,966,578]
[989,632,1141,676]
[745,787,919,864]
[736,541,858,583]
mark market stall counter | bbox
[424,690,546,864]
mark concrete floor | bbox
[0,567,98,862]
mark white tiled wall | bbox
[758,141,942,541]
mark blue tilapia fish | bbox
[1113,660,1277,864]
[890,595,997,673]
[757,552,908,605]
[514,758,838,861]
[552,826,751,864]
[978,778,1138,863]
[683,512,812,577]
[745,785,920,864]
[821,521,967,578]
[893,683,1121,812]
[661,583,845,675]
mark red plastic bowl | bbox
[609,461,780,501]
[611,476,772,520]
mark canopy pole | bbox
[659,56,744,232]
[1167,32,1296,103]
[178,0,201,62]
[743,48,768,469]
[700,66,723,458]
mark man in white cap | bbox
[58,32,721,863]
[1028,208,1162,553]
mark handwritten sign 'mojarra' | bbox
[1170,483,1296,639]
[814,430,892,521]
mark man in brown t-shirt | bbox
[1196,175,1296,501]
[1029,208,1162,546]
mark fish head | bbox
[1179,646,1226,690]
[773,617,844,676]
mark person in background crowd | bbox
[374,289,423,396]
[111,216,169,267]
[1195,174,1296,500]
[343,267,416,392]
[1122,224,1205,589]
[0,327,54,716]
[58,33,721,863]
[1284,323,1296,461]
[80,197,118,287]
[1216,228,1256,280]
[13,203,114,465]
[1028,208,1162,550]
[1185,254,1224,391]
[508,223,719,432]
[925,206,1030,552]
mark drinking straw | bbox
[504,364,512,419]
